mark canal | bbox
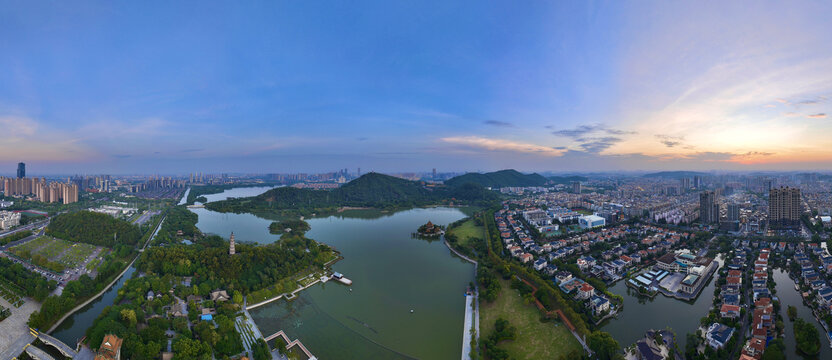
[602,255,724,350]
[51,267,137,345]
[772,268,831,359]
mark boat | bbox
[410,309,414,313]
[795,283,800,291]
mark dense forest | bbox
[445,169,548,188]
[150,206,199,246]
[47,211,143,247]
[137,234,334,295]
[206,172,497,216]
[84,272,245,360]
[0,257,56,302]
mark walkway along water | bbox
[444,236,480,360]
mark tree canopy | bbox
[445,169,548,188]
[47,211,143,247]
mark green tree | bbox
[588,331,622,360]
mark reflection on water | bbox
[249,207,475,359]
[602,255,724,349]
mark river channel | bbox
[602,255,724,350]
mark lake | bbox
[243,207,476,359]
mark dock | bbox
[332,272,352,285]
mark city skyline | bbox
[2,1,832,173]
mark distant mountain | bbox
[206,172,497,214]
[445,169,548,188]
[642,171,707,179]
[547,175,588,184]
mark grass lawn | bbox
[479,278,582,360]
[448,218,484,248]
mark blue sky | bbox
[2,1,831,175]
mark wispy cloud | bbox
[655,134,685,148]
[440,136,566,156]
[574,136,623,153]
[483,120,514,127]
[552,123,636,138]
[807,113,827,119]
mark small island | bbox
[417,221,444,237]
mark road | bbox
[0,219,49,239]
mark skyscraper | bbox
[726,203,740,222]
[681,177,691,190]
[693,176,701,189]
[769,186,801,229]
[572,181,582,194]
[16,162,25,178]
[699,191,719,223]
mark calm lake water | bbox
[602,255,724,349]
[200,185,279,203]
[772,268,830,359]
[248,207,475,359]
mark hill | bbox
[445,169,548,188]
[642,171,707,179]
[206,172,497,215]
[46,211,143,248]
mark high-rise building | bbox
[769,186,801,229]
[726,203,740,222]
[681,177,692,190]
[699,191,719,223]
[16,162,25,178]
[572,181,582,194]
[432,168,437,179]
[693,176,701,189]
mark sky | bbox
[1,1,832,175]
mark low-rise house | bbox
[706,323,735,349]
[578,283,595,299]
[720,304,740,319]
[533,258,547,271]
[590,295,610,315]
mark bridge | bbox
[186,204,205,208]
[264,330,317,360]
[24,344,56,360]
[37,331,77,358]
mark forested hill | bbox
[205,172,498,214]
[445,169,548,188]
[47,211,143,247]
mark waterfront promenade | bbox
[461,290,479,360]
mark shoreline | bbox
[246,253,342,311]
